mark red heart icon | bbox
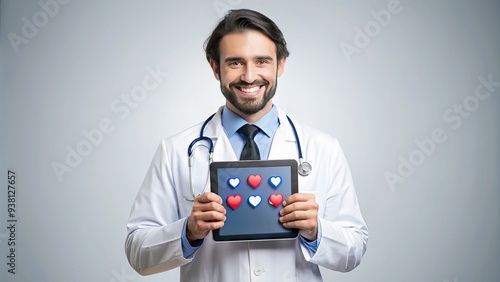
[226,195,242,210]
[247,175,262,189]
[269,194,283,207]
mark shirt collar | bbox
[221,105,279,138]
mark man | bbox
[125,9,368,281]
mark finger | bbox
[187,214,225,241]
[196,192,223,204]
[280,216,318,241]
[283,193,315,206]
[188,210,226,240]
[281,218,316,230]
[192,210,227,223]
[194,201,227,215]
[280,201,318,216]
[280,209,316,223]
[196,220,225,231]
[194,193,226,215]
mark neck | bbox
[226,101,273,124]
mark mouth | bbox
[234,85,264,97]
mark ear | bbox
[209,59,220,80]
[277,57,286,77]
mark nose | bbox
[241,65,257,83]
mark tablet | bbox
[210,159,299,242]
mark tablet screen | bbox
[210,160,299,242]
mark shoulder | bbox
[164,107,223,146]
[165,122,202,143]
[285,116,349,174]
[158,108,223,159]
[160,122,203,156]
[277,106,340,148]
[290,118,341,149]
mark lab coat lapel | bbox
[213,132,237,161]
[268,108,298,160]
[204,106,238,161]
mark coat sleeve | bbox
[124,140,192,275]
[301,137,369,272]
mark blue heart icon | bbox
[268,176,282,188]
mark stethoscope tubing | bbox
[185,112,312,201]
[188,113,304,159]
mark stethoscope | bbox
[184,113,312,201]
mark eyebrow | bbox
[224,56,274,63]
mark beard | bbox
[220,78,277,115]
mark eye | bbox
[256,59,269,65]
[228,61,243,66]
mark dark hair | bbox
[204,9,290,65]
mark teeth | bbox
[240,86,260,93]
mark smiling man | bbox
[125,9,368,281]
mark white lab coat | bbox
[125,106,368,281]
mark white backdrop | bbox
[1,0,499,281]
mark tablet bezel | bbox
[210,159,299,242]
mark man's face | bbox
[210,30,286,118]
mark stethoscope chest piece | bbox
[298,160,312,176]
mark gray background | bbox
[0,0,498,281]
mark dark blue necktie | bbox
[238,124,261,160]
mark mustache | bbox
[229,79,269,88]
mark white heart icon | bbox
[228,177,240,188]
[248,195,262,207]
[269,176,282,188]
